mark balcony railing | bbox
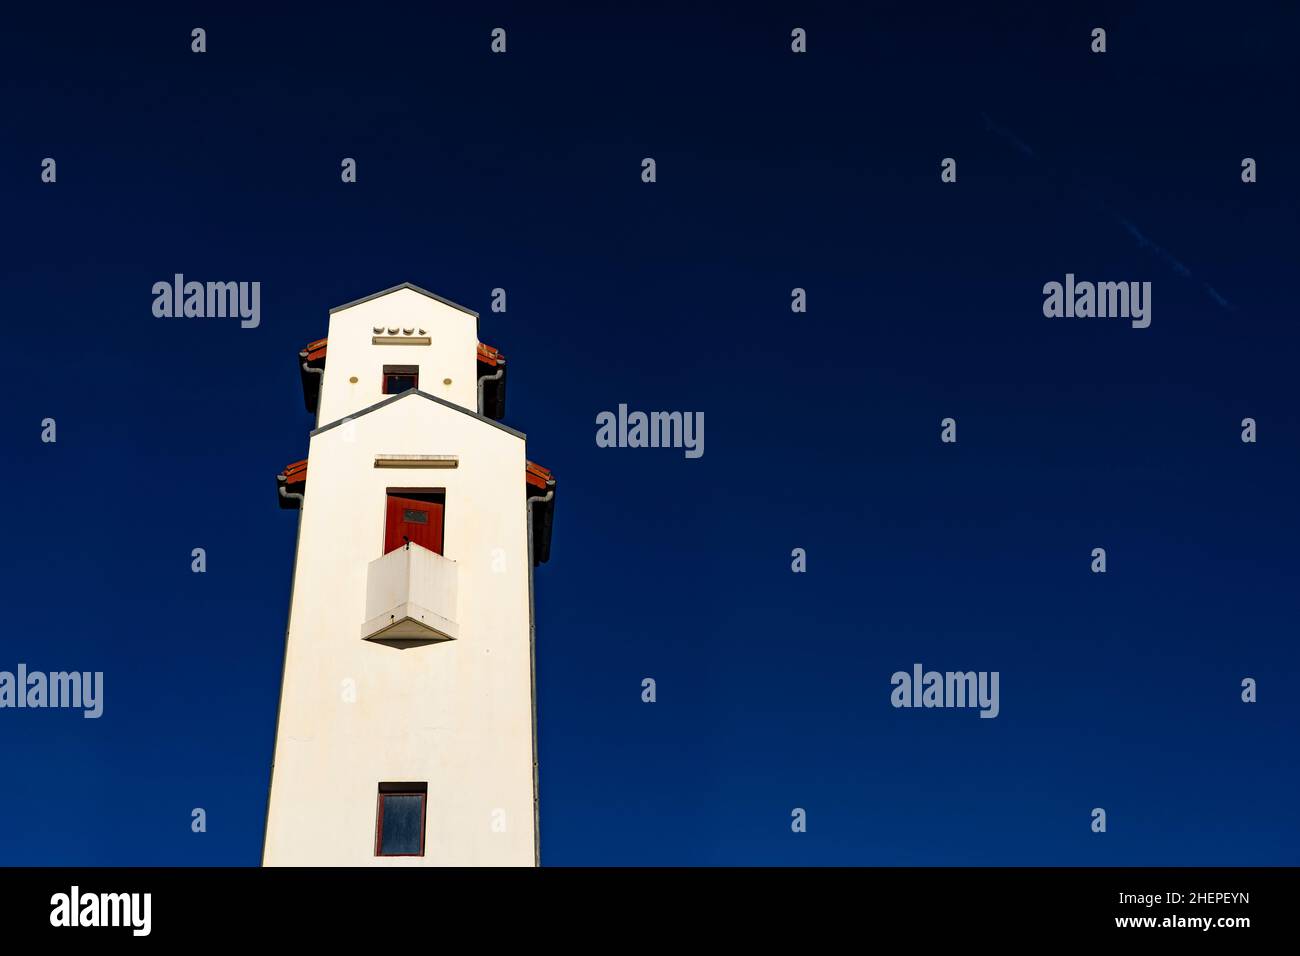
[360,542,459,646]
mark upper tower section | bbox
[314,283,481,426]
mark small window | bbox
[383,365,419,395]
[376,783,427,857]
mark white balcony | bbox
[361,543,459,647]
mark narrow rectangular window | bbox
[383,365,419,395]
[376,783,427,857]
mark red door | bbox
[384,494,444,555]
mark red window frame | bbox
[375,785,428,857]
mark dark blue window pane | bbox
[379,794,424,855]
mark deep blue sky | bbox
[2,2,1297,865]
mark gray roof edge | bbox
[328,283,480,318]
[310,389,526,440]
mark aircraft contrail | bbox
[979,113,1237,312]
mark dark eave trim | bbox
[311,389,525,440]
[329,283,480,318]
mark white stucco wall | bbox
[264,290,536,866]
[315,287,480,426]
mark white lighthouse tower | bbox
[263,284,555,866]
